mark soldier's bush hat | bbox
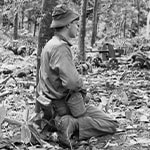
[50,4,79,28]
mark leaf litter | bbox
[1,47,150,150]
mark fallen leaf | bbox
[135,138,150,144]
[110,89,128,105]
[92,146,99,150]
[140,115,149,122]
[119,90,128,105]
[51,132,58,142]
[21,124,31,144]
[28,146,46,150]
[23,106,29,122]
[89,137,98,143]
[125,109,132,120]
[101,96,108,105]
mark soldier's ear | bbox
[66,24,71,28]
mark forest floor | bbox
[1,34,150,150]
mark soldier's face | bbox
[69,20,79,38]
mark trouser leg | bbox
[51,92,86,117]
[35,100,41,113]
[67,92,86,117]
[52,99,70,116]
[34,100,57,132]
[77,105,119,140]
[35,100,53,120]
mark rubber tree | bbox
[137,0,140,34]
[21,6,25,29]
[33,18,37,37]
[78,0,88,62]
[36,0,57,97]
[123,7,127,38]
[13,12,18,40]
[91,0,99,47]
[0,0,4,27]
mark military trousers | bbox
[35,92,118,139]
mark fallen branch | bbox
[0,91,13,99]
[17,80,36,88]
[89,71,102,76]
[0,85,4,92]
[0,75,12,85]
[3,117,22,126]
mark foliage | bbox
[1,0,150,48]
[80,0,149,51]
[1,0,150,149]
[2,0,42,31]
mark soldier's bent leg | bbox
[67,92,86,117]
[55,115,79,147]
[77,105,119,140]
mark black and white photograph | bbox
[0,0,150,149]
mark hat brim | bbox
[50,13,79,28]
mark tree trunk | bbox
[33,19,37,37]
[19,22,21,29]
[78,0,88,62]
[123,10,126,38]
[0,0,4,6]
[13,12,18,40]
[91,0,99,47]
[28,20,31,31]
[146,10,150,39]
[21,8,24,29]
[137,0,140,34]
[36,0,58,101]
[0,7,3,28]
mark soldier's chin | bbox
[71,35,76,38]
[69,32,76,38]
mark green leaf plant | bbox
[21,105,52,148]
[21,106,31,144]
[0,101,52,148]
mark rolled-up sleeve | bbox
[51,44,83,91]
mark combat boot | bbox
[55,115,78,147]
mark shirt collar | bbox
[55,33,72,47]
